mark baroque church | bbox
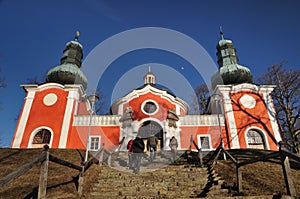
[10,33,282,152]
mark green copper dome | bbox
[211,34,253,89]
[46,37,87,90]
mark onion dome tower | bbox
[211,30,253,89]
[46,32,88,90]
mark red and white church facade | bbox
[11,35,282,152]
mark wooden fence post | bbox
[281,154,296,196]
[236,160,242,193]
[38,145,49,199]
[78,166,84,197]
[221,141,227,160]
[189,135,193,151]
[108,152,112,167]
[98,144,105,166]
[198,148,203,167]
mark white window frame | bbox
[89,136,101,151]
[197,134,212,151]
[141,100,159,115]
[28,126,54,148]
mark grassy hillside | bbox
[0,148,299,198]
[0,148,97,199]
[214,149,300,196]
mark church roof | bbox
[110,70,190,115]
[211,31,253,89]
[46,32,88,90]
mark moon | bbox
[181,66,184,70]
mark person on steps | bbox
[132,133,145,173]
[127,138,134,169]
[147,133,158,162]
[169,136,178,162]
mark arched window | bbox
[32,129,51,144]
[246,129,266,149]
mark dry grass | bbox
[0,148,99,199]
[214,149,300,196]
[1,148,299,198]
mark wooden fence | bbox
[2,137,298,197]
[0,137,125,199]
[195,139,300,197]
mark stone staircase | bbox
[196,164,233,198]
[84,150,232,198]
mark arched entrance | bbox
[138,120,163,151]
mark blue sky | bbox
[0,0,299,147]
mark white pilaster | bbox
[219,88,240,148]
[263,92,281,143]
[58,90,77,148]
[12,91,36,148]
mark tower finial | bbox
[219,26,224,40]
[75,31,80,41]
[144,66,155,85]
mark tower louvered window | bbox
[32,129,51,144]
[247,129,266,149]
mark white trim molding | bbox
[89,136,101,151]
[58,90,79,148]
[111,84,189,115]
[141,99,159,115]
[263,92,282,143]
[12,91,36,148]
[216,87,240,148]
[197,134,213,151]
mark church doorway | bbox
[138,120,163,151]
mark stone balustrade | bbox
[74,114,224,126]
[74,115,121,126]
[179,115,225,126]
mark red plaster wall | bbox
[179,126,226,150]
[77,100,89,115]
[19,88,68,148]
[230,91,278,150]
[71,126,120,150]
[128,92,176,121]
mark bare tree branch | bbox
[258,63,300,154]
[95,88,107,115]
[194,84,209,114]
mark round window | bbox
[143,101,157,114]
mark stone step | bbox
[85,164,208,198]
[206,189,231,197]
[110,151,204,173]
[85,150,233,198]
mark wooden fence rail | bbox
[79,136,125,196]
[49,154,82,171]
[204,142,300,197]
[0,151,46,189]
[0,136,126,198]
[0,142,116,198]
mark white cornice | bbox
[111,84,189,114]
[215,83,275,94]
[21,83,86,97]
